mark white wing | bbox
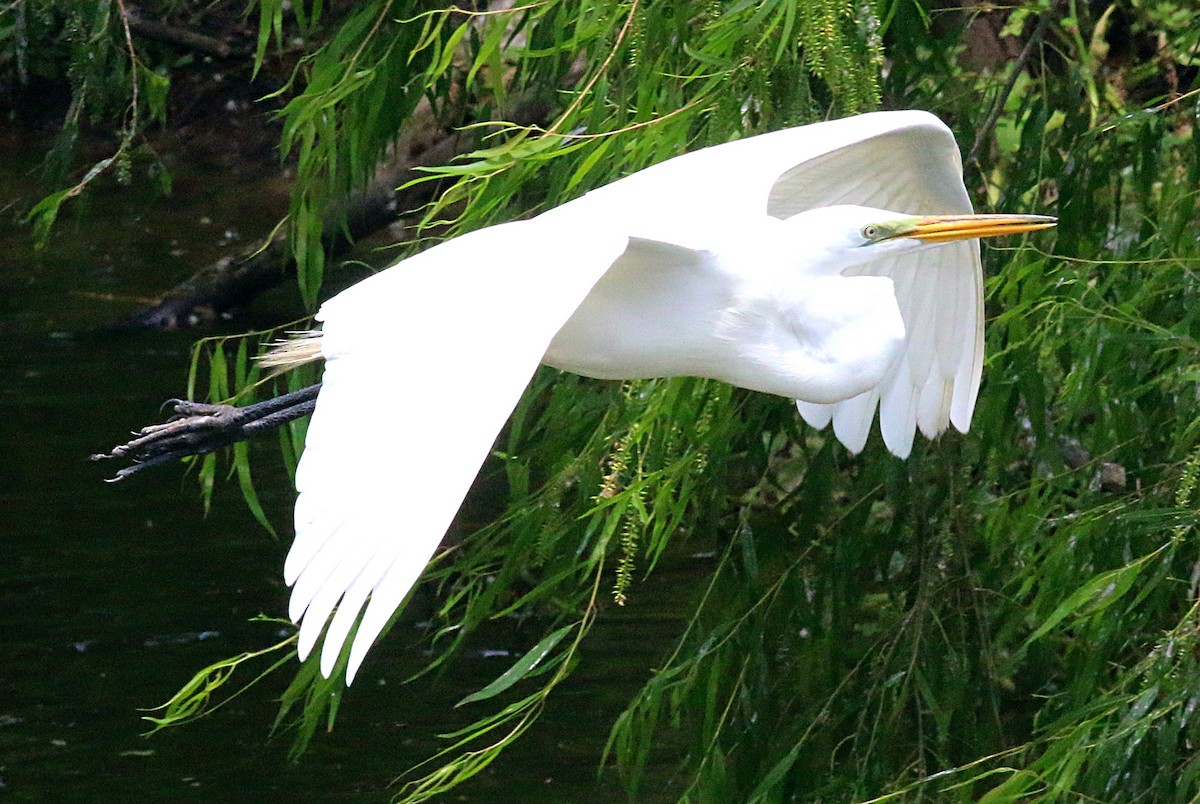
[287,221,628,682]
[570,111,981,458]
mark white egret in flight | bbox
[99,110,1055,683]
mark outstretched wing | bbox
[575,111,981,457]
[287,221,628,682]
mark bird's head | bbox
[780,204,1056,274]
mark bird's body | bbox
[102,110,1055,683]
[543,217,907,404]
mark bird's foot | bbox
[92,399,252,481]
[93,383,323,481]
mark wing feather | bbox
[917,375,954,439]
[832,389,880,454]
[878,354,917,458]
[796,400,834,430]
[950,263,985,432]
[291,221,628,682]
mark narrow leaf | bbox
[456,624,574,707]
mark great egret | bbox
[99,110,1055,683]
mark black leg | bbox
[93,383,323,481]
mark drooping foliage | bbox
[253,0,884,307]
[0,1,172,243]
[19,0,1200,800]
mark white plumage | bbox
[277,110,1052,682]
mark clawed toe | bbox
[163,398,235,418]
[93,401,245,476]
[95,383,324,481]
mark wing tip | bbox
[831,390,880,455]
[796,400,833,430]
[881,425,915,460]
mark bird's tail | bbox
[259,330,325,370]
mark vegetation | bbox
[7,0,1200,800]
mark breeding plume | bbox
[99,110,1055,683]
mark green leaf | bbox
[565,136,614,192]
[746,741,802,802]
[430,21,469,83]
[233,440,277,537]
[456,624,574,707]
[26,188,72,248]
[1023,558,1148,648]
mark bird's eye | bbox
[862,224,880,240]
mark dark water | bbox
[0,133,684,801]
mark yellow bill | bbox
[899,213,1057,244]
